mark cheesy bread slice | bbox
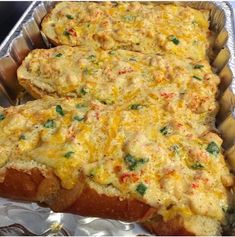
[17,46,220,116]
[42,2,211,60]
[0,97,233,235]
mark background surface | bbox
[0,2,31,44]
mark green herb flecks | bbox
[66,14,74,19]
[0,113,5,121]
[73,115,84,122]
[83,68,92,75]
[136,183,147,196]
[63,30,70,36]
[19,134,26,140]
[56,105,64,116]
[168,35,180,45]
[160,126,172,136]
[123,15,136,22]
[130,104,142,110]
[76,103,87,109]
[193,75,202,81]
[108,50,116,55]
[87,55,96,62]
[80,87,88,95]
[206,141,220,156]
[124,154,148,171]
[193,64,204,69]
[64,151,74,158]
[55,53,63,57]
[191,162,204,170]
[170,144,180,154]
[124,154,137,171]
[44,119,55,129]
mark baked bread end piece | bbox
[144,214,222,236]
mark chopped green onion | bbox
[19,134,26,140]
[76,103,87,109]
[137,158,149,164]
[108,50,116,55]
[193,64,204,69]
[55,53,62,57]
[44,119,55,129]
[64,151,74,158]
[123,15,136,22]
[130,104,142,110]
[222,206,227,213]
[83,68,92,75]
[66,14,74,19]
[56,105,64,116]
[63,30,70,36]
[124,154,137,171]
[80,88,88,95]
[206,141,220,156]
[136,183,147,196]
[87,55,96,62]
[100,100,108,105]
[73,115,84,122]
[170,144,180,154]
[160,126,171,136]
[193,75,202,81]
[191,162,204,170]
[168,35,180,45]
[0,113,5,121]
[124,154,148,171]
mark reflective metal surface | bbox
[0,1,235,235]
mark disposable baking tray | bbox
[0,1,235,235]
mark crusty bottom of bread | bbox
[143,215,194,236]
[0,168,154,221]
[0,168,222,236]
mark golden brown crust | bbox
[41,10,62,47]
[0,168,60,202]
[65,185,155,222]
[143,215,194,236]
[0,168,222,235]
[0,168,155,223]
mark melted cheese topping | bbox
[0,97,232,222]
[7,1,234,231]
[42,2,211,60]
[18,46,220,117]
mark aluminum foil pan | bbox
[0,1,235,235]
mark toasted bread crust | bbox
[41,11,61,47]
[65,185,155,222]
[0,168,60,202]
[0,168,154,222]
[143,216,194,236]
[0,169,193,235]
